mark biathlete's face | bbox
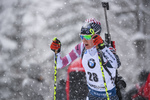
[80,34,94,49]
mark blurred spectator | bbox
[143,73,150,99]
[125,70,150,100]
[56,79,66,100]
[22,64,49,100]
[27,64,44,82]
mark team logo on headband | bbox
[88,58,96,69]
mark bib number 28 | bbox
[87,72,98,82]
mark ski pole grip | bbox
[102,2,109,10]
[53,37,57,41]
[53,37,58,54]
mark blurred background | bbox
[0,0,150,100]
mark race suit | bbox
[55,42,120,99]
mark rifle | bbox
[102,2,116,49]
[102,3,126,100]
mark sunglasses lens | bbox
[80,35,91,40]
[84,35,91,40]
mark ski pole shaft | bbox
[54,51,57,100]
[53,37,58,100]
[96,46,110,100]
[54,52,57,100]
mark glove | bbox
[92,34,105,49]
[50,37,61,53]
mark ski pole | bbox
[53,37,58,100]
[91,28,110,100]
[102,2,111,47]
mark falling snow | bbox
[0,0,150,100]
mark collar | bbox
[87,46,97,56]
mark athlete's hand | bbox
[50,37,61,53]
[92,34,105,49]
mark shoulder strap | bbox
[97,49,114,81]
[81,47,86,59]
